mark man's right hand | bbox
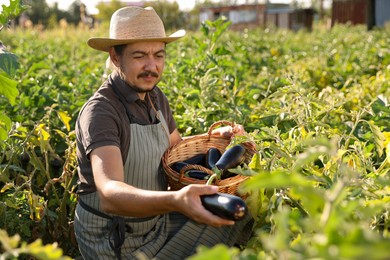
[174,184,235,227]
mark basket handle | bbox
[178,164,215,182]
[206,120,236,139]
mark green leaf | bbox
[0,0,29,26]
[0,112,12,140]
[188,244,239,260]
[241,169,311,192]
[0,72,19,105]
[371,95,390,114]
[248,152,261,170]
[293,144,331,171]
[57,111,71,131]
[0,127,7,141]
[245,189,262,221]
[368,121,386,157]
[0,229,21,251]
[0,50,19,77]
[214,46,231,56]
[0,182,14,193]
[27,61,51,74]
[27,238,71,259]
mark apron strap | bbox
[109,216,125,260]
[147,93,171,147]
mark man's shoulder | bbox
[152,86,169,101]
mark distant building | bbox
[200,3,314,31]
[332,0,390,29]
[266,6,314,31]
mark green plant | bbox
[0,11,389,259]
[0,0,28,141]
[0,229,71,259]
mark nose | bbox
[144,56,158,72]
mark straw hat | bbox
[87,6,186,52]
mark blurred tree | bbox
[47,13,57,29]
[67,1,82,26]
[50,2,73,26]
[17,0,78,28]
[95,0,127,23]
[148,0,185,31]
[25,0,50,26]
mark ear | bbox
[108,47,120,67]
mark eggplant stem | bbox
[206,168,221,185]
[206,173,217,185]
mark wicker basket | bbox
[162,120,257,197]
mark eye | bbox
[156,51,166,59]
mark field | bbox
[1,18,389,259]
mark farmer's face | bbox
[110,41,165,97]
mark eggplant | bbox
[171,161,190,172]
[220,171,237,180]
[184,153,206,166]
[206,148,221,169]
[215,145,246,178]
[186,170,210,180]
[201,193,247,221]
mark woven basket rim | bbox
[162,120,257,196]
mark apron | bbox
[74,87,253,260]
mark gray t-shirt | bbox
[76,71,176,194]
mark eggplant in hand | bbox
[201,193,247,221]
[215,144,246,178]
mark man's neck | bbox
[138,92,146,100]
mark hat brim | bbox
[87,29,186,52]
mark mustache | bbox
[138,71,159,78]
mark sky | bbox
[0,0,199,13]
[1,0,328,14]
[45,0,196,14]
[43,0,305,12]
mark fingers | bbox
[179,185,235,227]
[200,185,219,195]
[199,209,235,227]
[221,126,233,138]
[221,125,245,139]
[233,124,245,134]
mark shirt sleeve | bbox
[77,99,122,158]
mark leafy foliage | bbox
[0,0,28,28]
[0,229,71,259]
[0,0,27,141]
[0,13,389,260]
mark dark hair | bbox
[113,44,127,56]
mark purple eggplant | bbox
[201,193,247,221]
[215,144,246,178]
[171,161,190,172]
[186,170,210,180]
[184,153,206,166]
[206,148,221,169]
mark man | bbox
[74,6,253,260]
